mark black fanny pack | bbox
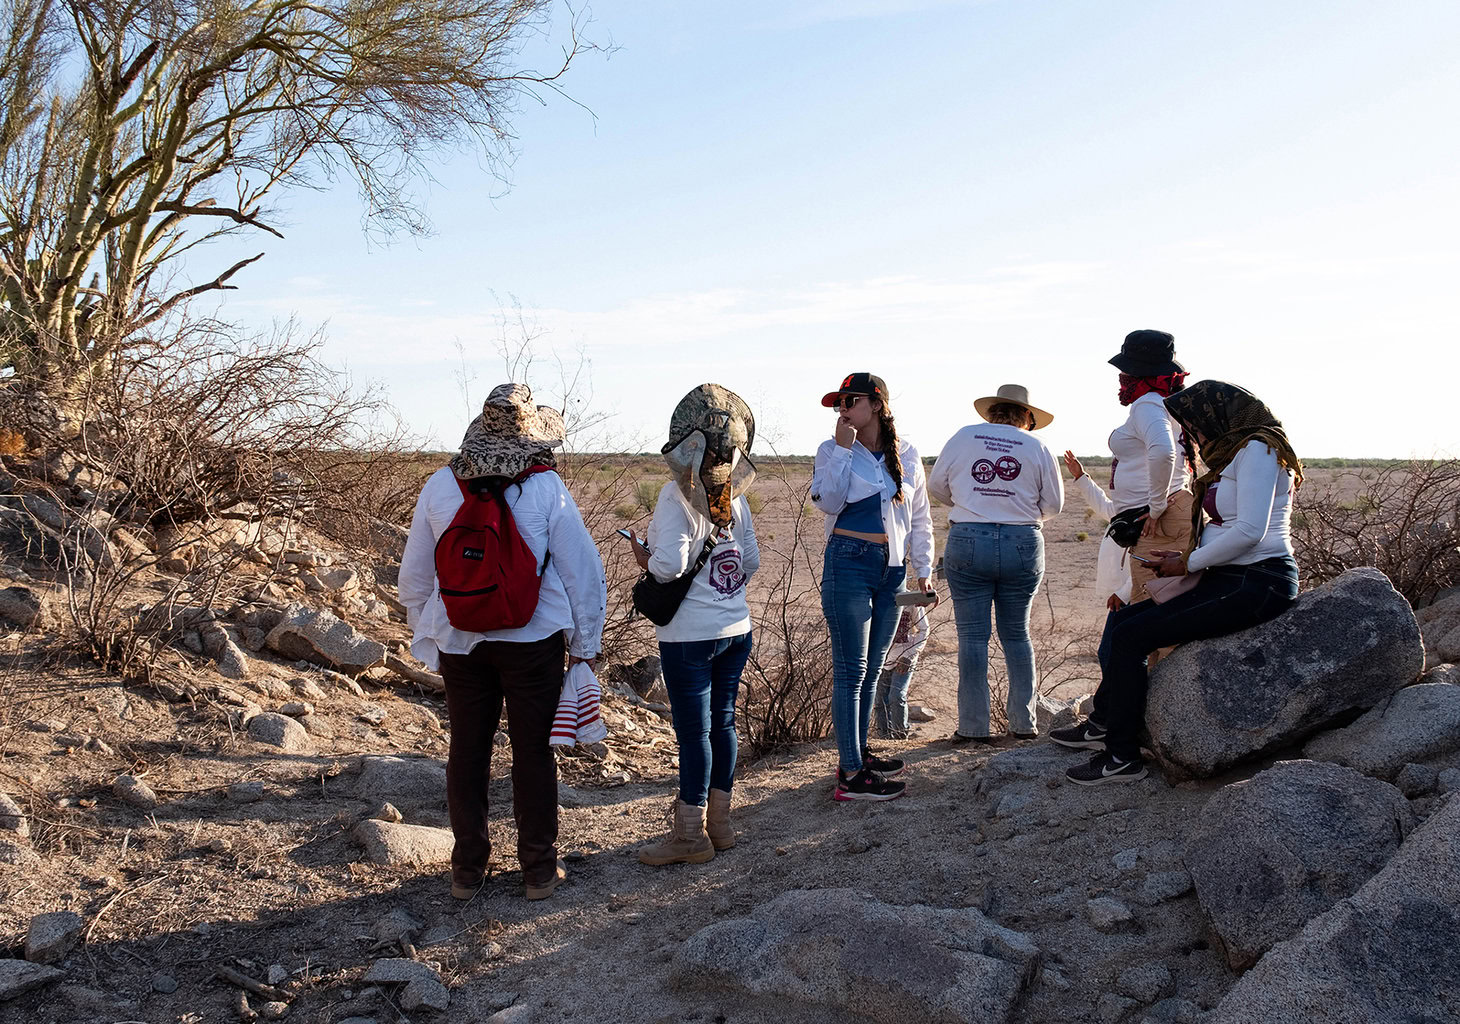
[631,534,717,626]
[1106,505,1149,549]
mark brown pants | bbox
[1130,490,1195,604]
[437,631,564,888]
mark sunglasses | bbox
[834,394,865,411]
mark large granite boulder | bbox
[1415,590,1460,669]
[1183,760,1412,969]
[1145,568,1422,780]
[352,755,447,813]
[353,820,454,867]
[265,602,385,674]
[1303,681,1460,780]
[1209,788,1460,1023]
[670,888,1039,1024]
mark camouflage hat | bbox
[450,383,565,480]
[662,384,755,527]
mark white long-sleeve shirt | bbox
[928,423,1064,525]
[646,483,760,643]
[1107,392,1191,517]
[1186,440,1295,573]
[1070,475,1134,604]
[811,438,935,578]
[398,467,607,669]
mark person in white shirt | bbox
[1053,380,1303,786]
[628,385,760,866]
[812,373,936,802]
[398,384,606,902]
[873,602,929,739]
[1063,329,1193,609]
[929,384,1063,743]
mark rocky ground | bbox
[2,460,1460,1023]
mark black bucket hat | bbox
[1109,330,1185,376]
[821,372,887,408]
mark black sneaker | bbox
[834,768,906,802]
[1064,751,1148,786]
[863,753,905,777]
[1049,718,1108,750]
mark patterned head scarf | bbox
[450,383,565,480]
[662,384,756,528]
[1164,380,1304,550]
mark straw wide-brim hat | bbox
[973,384,1054,430]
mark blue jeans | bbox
[943,522,1044,737]
[1094,555,1299,761]
[822,536,904,773]
[874,651,921,737]
[659,631,753,806]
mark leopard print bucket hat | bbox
[449,383,566,480]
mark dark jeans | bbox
[437,631,565,887]
[659,631,753,805]
[1093,555,1299,761]
[821,535,904,772]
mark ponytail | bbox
[877,403,906,504]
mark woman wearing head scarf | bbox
[398,384,607,901]
[1052,380,1303,785]
[631,385,760,864]
[812,373,936,802]
[928,384,1064,742]
[1064,330,1193,611]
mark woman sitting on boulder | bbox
[628,385,760,865]
[1052,380,1303,785]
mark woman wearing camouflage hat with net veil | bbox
[398,384,607,902]
[1052,380,1303,786]
[628,385,760,865]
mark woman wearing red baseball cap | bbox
[811,373,936,802]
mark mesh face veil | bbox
[660,384,756,528]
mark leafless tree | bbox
[1,0,595,407]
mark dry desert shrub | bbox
[1292,459,1460,606]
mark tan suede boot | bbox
[637,799,715,866]
[706,788,735,850]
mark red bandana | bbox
[1118,372,1188,407]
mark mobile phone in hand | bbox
[617,528,649,552]
[1129,553,1155,565]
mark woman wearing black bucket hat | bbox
[1064,330,1193,611]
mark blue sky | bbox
[213,0,1460,458]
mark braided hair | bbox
[875,400,905,504]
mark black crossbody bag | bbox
[631,534,718,626]
[1106,505,1149,548]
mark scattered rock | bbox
[908,704,937,722]
[358,703,387,727]
[1209,788,1460,1023]
[228,781,265,803]
[0,958,65,1000]
[0,841,38,867]
[353,820,454,867]
[1117,963,1172,1002]
[1184,759,1412,970]
[670,888,1039,1024]
[362,958,442,985]
[266,965,288,985]
[1416,592,1460,666]
[0,792,28,838]
[24,911,83,964]
[1086,897,1134,932]
[1145,568,1423,780]
[400,977,450,1011]
[297,714,334,738]
[0,585,47,628]
[265,602,386,673]
[246,712,313,753]
[1303,682,1460,780]
[1034,695,1070,734]
[351,756,446,812]
[372,909,422,946]
[482,992,519,1013]
[112,775,158,809]
[372,803,404,823]
[258,1000,289,1019]
[291,677,329,702]
[151,973,178,994]
[1138,870,1193,906]
[1112,847,1140,871]
[1395,762,1440,797]
[278,701,313,717]
[1098,993,1141,1023]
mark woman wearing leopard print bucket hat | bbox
[398,383,607,902]
[627,384,761,866]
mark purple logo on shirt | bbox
[994,455,1022,481]
[707,549,746,596]
[972,459,997,484]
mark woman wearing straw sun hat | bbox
[928,384,1064,743]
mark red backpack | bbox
[434,466,553,632]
